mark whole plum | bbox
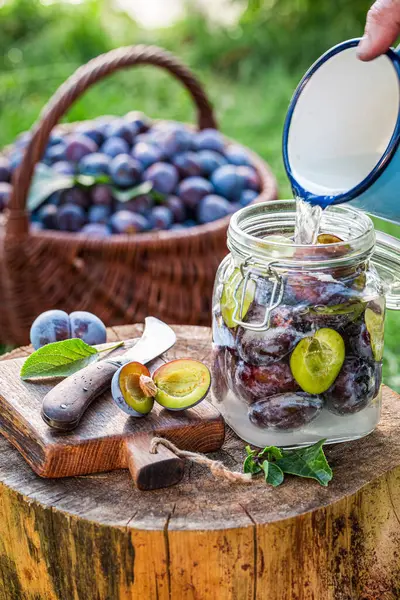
[237,324,299,366]
[91,184,114,207]
[197,150,227,176]
[65,135,97,163]
[197,194,231,224]
[131,142,161,169]
[9,150,23,172]
[343,321,373,360]
[160,128,194,157]
[81,223,111,238]
[78,153,110,177]
[69,311,107,345]
[323,357,376,415]
[143,162,178,195]
[38,204,58,229]
[211,345,229,402]
[60,187,90,209]
[286,274,357,307]
[172,152,202,178]
[109,154,143,188]
[52,161,76,176]
[105,119,137,145]
[125,111,152,133]
[237,166,261,192]
[178,176,214,209]
[30,309,71,349]
[45,143,66,164]
[225,347,240,393]
[248,392,323,430]
[88,205,111,224]
[109,210,149,234]
[0,157,11,183]
[56,204,87,232]
[0,182,12,212]
[211,165,245,201]
[166,195,186,223]
[101,137,130,158]
[117,195,153,215]
[75,122,104,146]
[235,360,299,404]
[194,128,225,153]
[225,145,252,166]
[149,206,173,230]
[239,189,258,207]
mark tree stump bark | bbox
[0,324,400,600]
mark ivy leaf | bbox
[27,164,74,212]
[259,445,283,461]
[20,339,99,380]
[243,454,262,475]
[276,439,332,487]
[264,462,284,487]
[112,181,153,202]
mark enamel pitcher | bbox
[283,38,400,224]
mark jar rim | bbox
[228,200,375,268]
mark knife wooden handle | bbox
[41,361,119,431]
[125,432,184,490]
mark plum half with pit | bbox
[111,362,154,417]
[323,357,376,415]
[290,328,345,394]
[30,309,71,350]
[248,392,323,431]
[153,359,211,410]
[235,360,299,404]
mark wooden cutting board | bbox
[0,327,225,490]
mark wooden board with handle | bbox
[0,324,225,490]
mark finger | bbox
[358,0,400,61]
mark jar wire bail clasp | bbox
[232,258,284,331]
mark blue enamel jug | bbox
[283,38,400,224]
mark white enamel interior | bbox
[288,47,400,196]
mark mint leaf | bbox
[112,181,153,203]
[27,164,74,212]
[276,439,332,487]
[20,339,99,380]
[265,462,284,487]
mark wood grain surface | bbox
[0,325,400,599]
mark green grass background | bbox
[1,0,399,389]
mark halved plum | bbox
[111,361,154,417]
[221,268,255,328]
[153,359,211,410]
[290,328,345,394]
[365,301,385,361]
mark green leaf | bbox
[243,454,262,475]
[258,445,283,461]
[74,174,111,187]
[20,339,99,380]
[261,459,269,479]
[245,445,257,457]
[276,439,333,487]
[265,462,284,487]
[27,164,74,212]
[112,181,153,202]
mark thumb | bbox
[358,0,400,61]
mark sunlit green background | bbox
[1,0,400,390]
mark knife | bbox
[41,317,176,431]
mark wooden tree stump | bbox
[0,324,400,600]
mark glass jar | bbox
[211,200,400,448]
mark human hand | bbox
[358,0,400,61]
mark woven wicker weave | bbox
[0,45,278,345]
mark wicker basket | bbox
[0,45,278,346]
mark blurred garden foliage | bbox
[1,0,400,390]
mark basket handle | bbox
[7,45,218,237]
